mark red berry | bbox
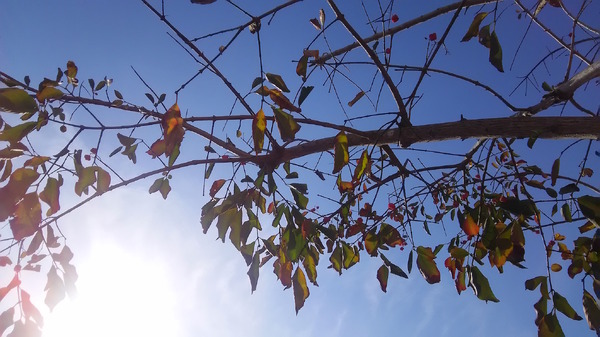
[391,14,399,23]
[429,33,437,41]
[84,154,91,161]
[14,265,21,273]
[385,48,391,54]
[60,125,67,133]
[90,148,97,154]
[222,155,229,159]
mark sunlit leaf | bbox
[332,131,349,174]
[0,88,38,113]
[310,18,321,30]
[462,12,488,42]
[377,265,389,292]
[342,242,359,269]
[272,107,300,142]
[290,185,308,209]
[270,89,301,113]
[330,245,342,274]
[583,289,600,330]
[461,213,480,236]
[578,196,600,226]
[469,266,499,302]
[553,291,582,320]
[266,73,290,93]
[293,267,310,314]
[252,108,266,154]
[36,86,63,103]
[416,246,440,284]
[216,207,241,243]
[9,192,41,241]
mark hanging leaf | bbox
[0,88,38,113]
[469,266,499,302]
[551,158,560,186]
[319,8,325,27]
[10,193,42,241]
[583,289,600,331]
[272,107,300,142]
[347,91,365,107]
[293,267,310,314]
[381,253,408,278]
[247,252,260,293]
[416,246,440,284]
[353,150,369,181]
[290,185,308,209]
[578,196,600,226]
[296,55,308,79]
[39,176,63,216]
[44,266,66,311]
[36,86,63,103]
[377,265,389,292]
[332,131,349,174]
[0,122,37,143]
[553,291,582,320]
[538,313,565,337]
[330,245,342,274]
[488,30,504,72]
[210,179,226,198]
[342,242,359,269]
[461,12,488,42]
[461,213,480,236]
[270,89,301,113]
[309,18,321,30]
[252,109,266,154]
[478,24,491,47]
[265,73,290,93]
[298,86,313,106]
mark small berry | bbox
[90,148,97,154]
[60,125,67,133]
[429,33,437,41]
[391,14,399,23]
[84,154,91,161]
[385,48,391,54]
[222,155,229,159]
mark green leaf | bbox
[0,122,37,143]
[538,314,565,337]
[553,291,582,320]
[478,24,491,47]
[298,86,313,106]
[551,158,560,186]
[488,30,504,72]
[0,88,38,113]
[330,245,342,274]
[583,289,600,330]
[461,12,488,42]
[525,276,547,291]
[407,250,413,273]
[377,264,389,292]
[117,133,136,147]
[216,207,241,244]
[36,86,63,102]
[416,246,440,284]
[252,108,266,154]
[332,131,349,174]
[290,186,308,209]
[266,73,290,93]
[469,266,499,302]
[292,267,310,314]
[342,242,359,269]
[272,107,300,142]
[561,203,572,222]
[74,166,111,196]
[578,196,600,226]
[559,183,579,195]
[39,176,62,216]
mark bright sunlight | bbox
[42,242,181,337]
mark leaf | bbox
[332,131,349,174]
[247,252,260,293]
[298,86,313,106]
[0,307,15,336]
[296,55,308,79]
[310,18,321,30]
[377,265,389,292]
[381,253,408,278]
[560,203,572,222]
[117,133,136,147]
[293,267,310,314]
[39,176,62,216]
[0,88,38,113]
[553,291,582,320]
[461,12,488,42]
[478,24,491,47]
[272,107,300,142]
[0,274,20,302]
[270,89,301,113]
[551,263,562,272]
[44,266,66,311]
[0,122,37,143]
[10,193,41,241]
[408,250,413,273]
[330,245,342,274]
[265,73,290,93]
[584,289,600,330]
[353,150,369,182]
[551,158,560,186]
[488,30,504,72]
[342,242,359,269]
[538,313,565,337]
[290,186,308,209]
[36,86,63,103]
[416,246,440,284]
[252,109,266,154]
[66,60,78,79]
[578,196,600,226]
[347,91,365,107]
[216,207,241,244]
[469,266,499,302]
[461,213,480,236]
[74,166,111,196]
[559,183,579,195]
[210,179,226,198]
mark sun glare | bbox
[42,243,180,337]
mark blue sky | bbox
[1,1,598,336]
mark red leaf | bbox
[0,256,12,267]
[0,273,20,302]
[209,179,226,198]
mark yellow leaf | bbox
[353,150,369,181]
[332,131,349,174]
[293,267,310,314]
[36,86,63,103]
[461,12,488,42]
[252,109,266,154]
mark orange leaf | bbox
[269,89,301,113]
[147,139,166,158]
[461,214,480,236]
[210,179,226,198]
